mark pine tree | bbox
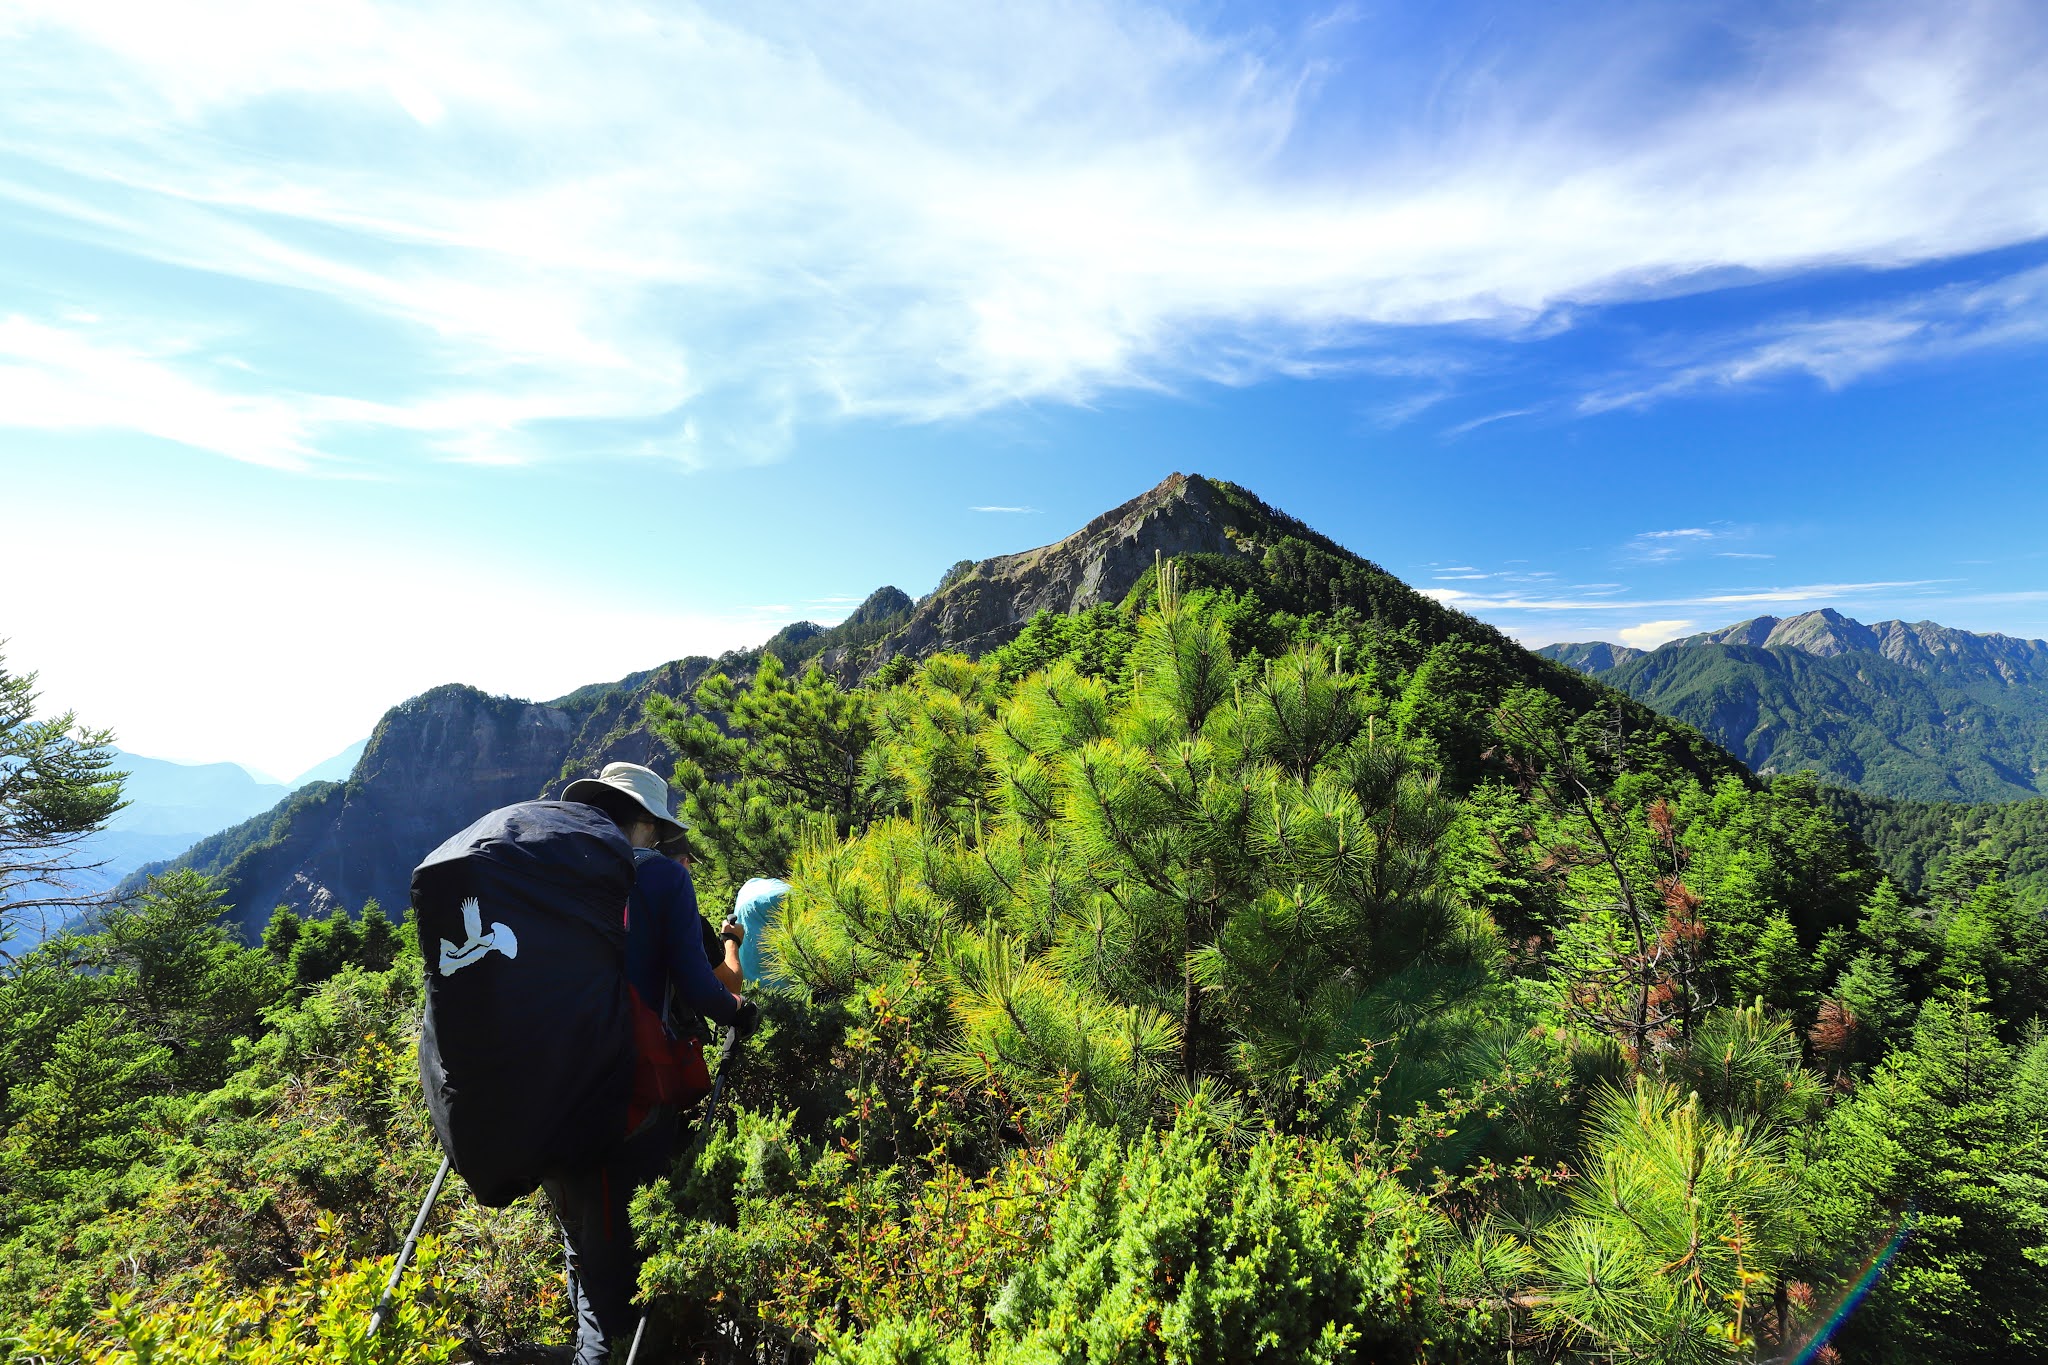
[1857,877,1936,985]
[0,648,125,953]
[1803,986,2048,1362]
[649,653,901,905]
[771,585,1488,1127]
[1540,1079,1800,1361]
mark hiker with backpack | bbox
[554,763,755,1363]
[409,762,754,1364]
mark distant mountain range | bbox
[46,750,287,904]
[6,751,283,947]
[0,740,371,948]
[1540,608,2048,802]
[282,739,368,790]
[139,473,1734,936]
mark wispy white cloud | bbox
[0,315,319,469]
[1438,564,1579,583]
[1424,579,1945,612]
[1618,619,1695,649]
[1624,527,1716,562]
[1442,407,1538,437]
[970,505,1041,514]
[1618,524,1778,564]
[3,0,2046,465]
[1582,263,2048,413]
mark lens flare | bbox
[1790,1209,1914,1364]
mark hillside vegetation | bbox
[7,494,2048,1363]
[121,475,1735,928]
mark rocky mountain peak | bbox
[1636,609,2048,684]
[1759,608,1875,657]
[869,473,1267,666]
[155,471,1726,924]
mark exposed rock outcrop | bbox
[844,473,1265,672]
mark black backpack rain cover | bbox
[412,801,635,1207]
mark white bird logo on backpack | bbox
[439,896,519,975]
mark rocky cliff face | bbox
[829,473,1267,674]
[196,666,714,933]
[196,688,574,930]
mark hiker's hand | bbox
[732,998,761,1039]
[720,917,745,945]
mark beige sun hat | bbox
[561,762,689,841]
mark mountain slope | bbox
[157,473,1739,933]
[134,675,705,936]
[1542,608,2048,801]
[136,590,923,934]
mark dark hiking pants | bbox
[543,1108,679,1364]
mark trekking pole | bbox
[695,1019,747,1147]
[368,1154,451,1337]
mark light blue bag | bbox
[732,877,791,986]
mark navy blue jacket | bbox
[626,849,739,1028]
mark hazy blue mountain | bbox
[286,739,367,790]
[1540,608,2048,801]
[107,749,288,835]
[7,751,294,947]
[53,750,292,903]
[1537,641,1646,673]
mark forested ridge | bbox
[6,486,2048,1363]
[1820,784,2048,904]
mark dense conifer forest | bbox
[5,543,2047,1363]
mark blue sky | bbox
[3,0,2047,777]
